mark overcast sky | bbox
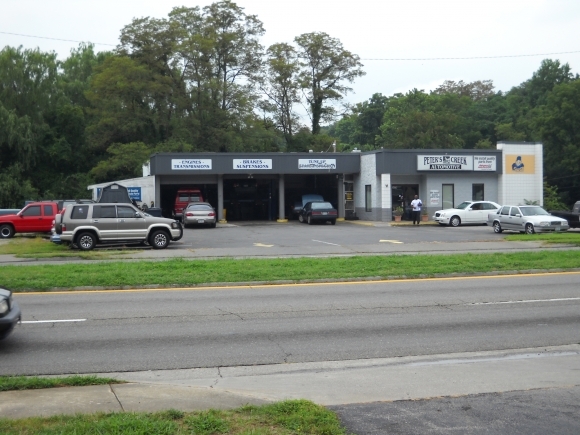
[2,0,580,105]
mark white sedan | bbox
[433,201,501,227]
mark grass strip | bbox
[1,250,579,292]
[0,236,136,259]
[504,232,580,246]
[0,399,347,435]
[0,375,123,392]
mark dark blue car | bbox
[0,286,21,340]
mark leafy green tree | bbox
[535,78,580,204]
[261,43,301,146]
[294,32,365,135]
[90,142,152,182]
[377,90,465,149]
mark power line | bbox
[2,31,579,60]
[361,50,580,61]
[0,31,116,47]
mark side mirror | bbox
[516,213,521,217]
[135,212,142,218]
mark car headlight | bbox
[538,221,550,227]
[0,298,8,316]
[171,222,180,229]
[440,213,446,217]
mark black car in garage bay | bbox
[298,201,338,225]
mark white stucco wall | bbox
[355,153,381,220]
[497,142,543,206]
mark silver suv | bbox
[55,203,183,250]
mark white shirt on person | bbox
[410,199,422,211]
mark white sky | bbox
[2,0,580,105]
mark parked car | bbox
[290,194,324,220]
[182,202,217,228]
[549,201,580,229]
[298,201,337,225]
[55,202,183,250]
[0,286,21,340]
[433,201,501,227]
[487,205,570,234]
[173,189,204,219]
[0,202,59,239]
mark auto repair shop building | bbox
[88,141,543,222]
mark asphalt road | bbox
[2,226,579,433]
[3,272,579,376]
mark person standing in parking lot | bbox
[411,195,423,225]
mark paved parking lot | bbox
[127,220,564,260]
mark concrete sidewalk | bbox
[2,344,580,419]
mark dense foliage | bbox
[1,0,579,207]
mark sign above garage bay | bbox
[172,159,212,170]
[233,159,272,170]
[417,155,496,171]
[298,159,336,169]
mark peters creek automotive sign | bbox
[418,155,473,171]
[298,159,337,169]
[172,159,212,170]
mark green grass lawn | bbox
[0,400,347,435]
[0,250,578,291]
[0,375,123,392]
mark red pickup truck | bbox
[0,202,59,239]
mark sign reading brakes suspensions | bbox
[417,155,473,171]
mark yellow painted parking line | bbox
[380,240,403,244]
[253,243,274,247]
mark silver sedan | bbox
[182,202,217,228]
[487,205,569,234]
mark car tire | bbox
[525,223,535,234]
[149,230,169,249]
[308,215,313,225]
[449,216,461,227]
[298,214,304,223]
[493,221,502,233]
[76,232,96,251]
[330,219,336,225]
[0,224,15,239]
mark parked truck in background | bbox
[549,201,580,229]
[173,189,204,219]
[0,202,59,238]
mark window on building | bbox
[365,185,372,212]
[472,184,484,201]
[442,184,454,209]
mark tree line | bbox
[1,0,578,207]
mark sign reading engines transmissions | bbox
[233,159,272,169]
[172,159,212,170]
[298,159,337,169]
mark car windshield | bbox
[311,202,333,209]
[519,206,550,216]
[455,202,472,210]
[188,205,212,211]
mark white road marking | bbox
[467,297,580,306]
[312,239,341,246]
[380,239,403,244]
[253,243,274,247]
[21,319,87,324]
